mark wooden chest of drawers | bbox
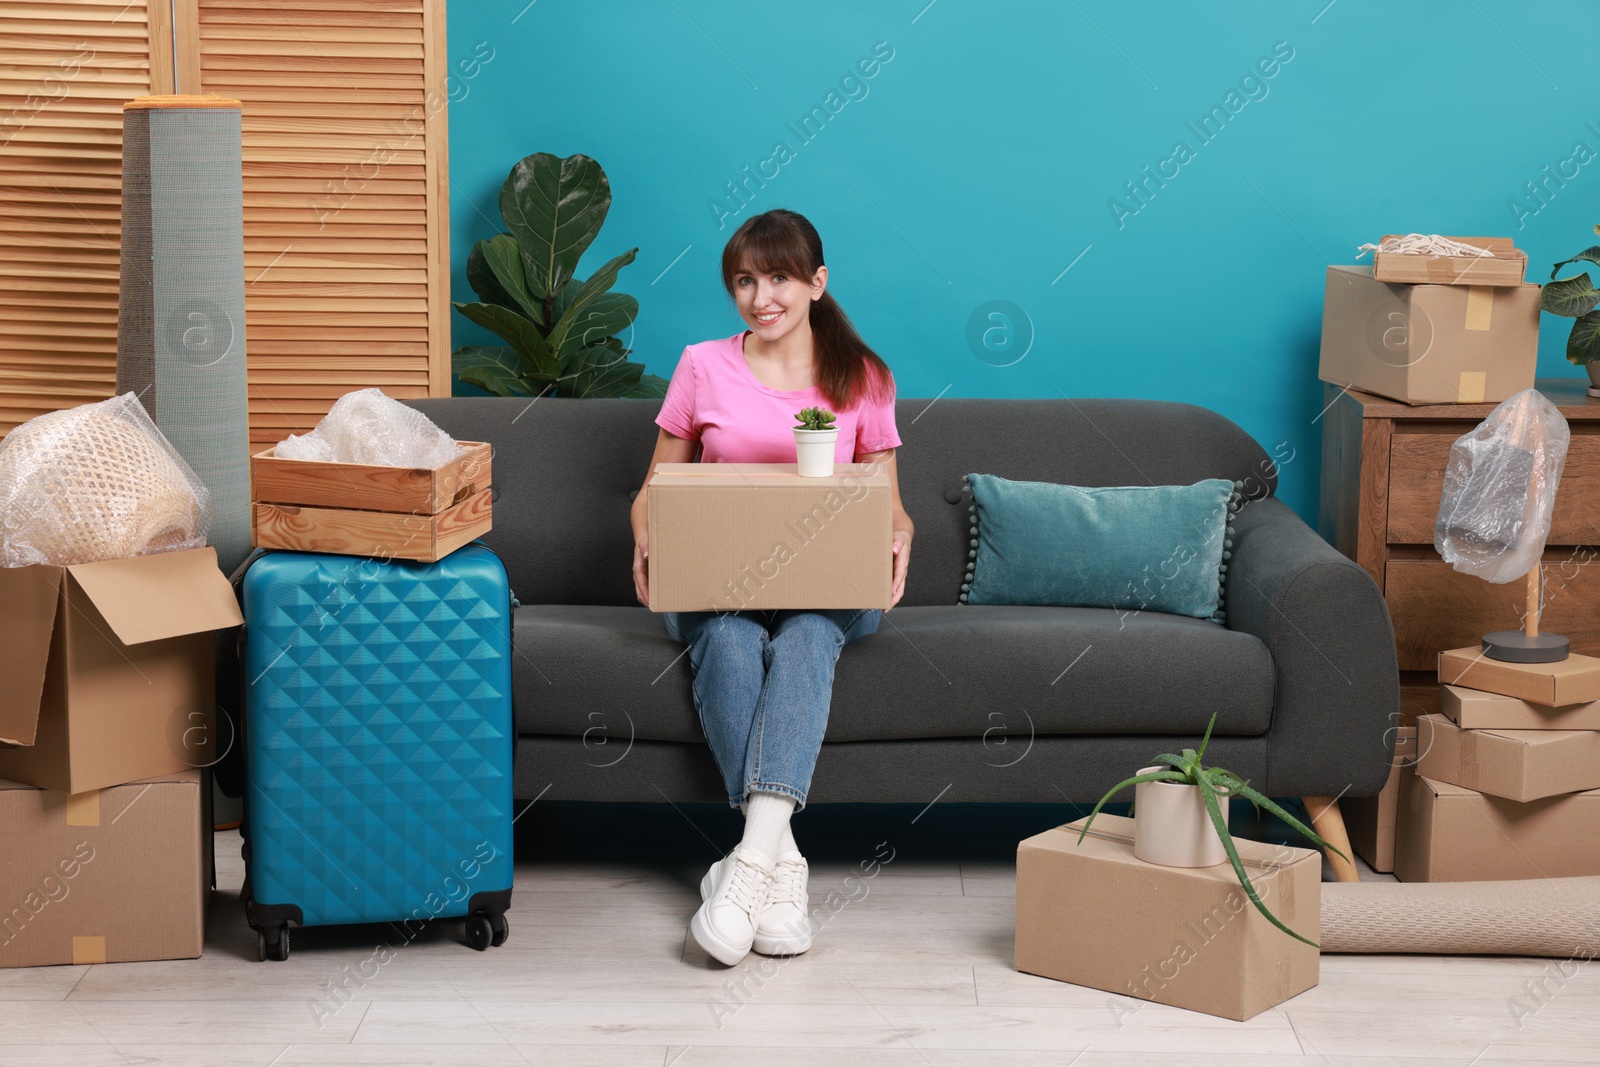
[1319,378,1600,719]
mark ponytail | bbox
[808,290,893,412]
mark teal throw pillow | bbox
[958,474,1243,622]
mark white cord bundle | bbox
[1356,233,1497,259]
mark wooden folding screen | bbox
[0,0,450,447]
[0,0,175,435]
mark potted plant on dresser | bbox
[1540,226,1600,397]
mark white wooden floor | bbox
[3,828,1597,1066]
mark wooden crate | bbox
[252,487,492,563]
[250,441,492,514]
[249,442,493,562]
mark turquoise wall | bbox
[445,1,1600,522]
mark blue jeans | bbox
[663,608,882,810]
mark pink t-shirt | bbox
[655,332,901,463]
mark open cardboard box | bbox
[1369,235,1527,287]
[647,461,892,612]
[0,547,242,794]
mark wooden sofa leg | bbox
[1302,796,1359,883]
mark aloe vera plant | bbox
[1078,713,1348,948]
[793,406,837,431]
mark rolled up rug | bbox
[1322,876,1600,956]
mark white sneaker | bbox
[700,849,812,957]
[755,851,811,956]
[690,843,773,966]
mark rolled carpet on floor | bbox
[1321,877,1600,956]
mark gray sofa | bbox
[407,396,1399,827]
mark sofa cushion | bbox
[961,474,1240,621]
[513,604,1274,745]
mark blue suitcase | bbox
[239,543,515,961]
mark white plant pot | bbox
[1132,766,1229,868]
[1586,362,1600,391]
[793,427,839,477]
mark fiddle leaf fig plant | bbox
[1540,225,1600,366]
[794,406,837,431]
[452,152,670,399]
[1078,713,1347,948]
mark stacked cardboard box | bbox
[1393,648,1600,882]
[0,547,240,967]
[1318,236,1538,406]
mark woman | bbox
[630,208,913,966]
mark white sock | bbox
[738,793,796,860]
[739,800,800,856]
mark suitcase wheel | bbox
[466,913,494,952]
[491,913,509,948]
[256,923,290,962]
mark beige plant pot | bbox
[1587,362,1600,391]
[1132,766,1229,868]
[793,427,839,477]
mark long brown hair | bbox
[720,209,894,412]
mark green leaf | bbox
[1567,309,1600,365]
[473,234,544,326]
[453,301,560,380]
[466,236,523,319]
[1197,773,1320,948]
[500,152,610,298]
[563,338,644,398]
[552,292,638,367]
[452,346,532,397]
[1194,712,1218,763]
[1541,271,1600,318]
[547,248,639,367]
[626,373,671,399]
[1549,245,1600,281]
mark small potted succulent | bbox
[793,406,838,477]
[1540,227,1600,395]
[1078,714,1347,948]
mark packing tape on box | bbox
[1464,286,1494,331]
[71,935,106,965]
[1457,372,1487,403]
[65,791,100,827]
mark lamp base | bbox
[1482,631,1570,663]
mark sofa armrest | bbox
[1226,496,1399,797]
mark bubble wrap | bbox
[1434,389,1570,584]
[276,388,458,468]
[0,392,212,567]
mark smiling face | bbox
[732,261,827,344]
